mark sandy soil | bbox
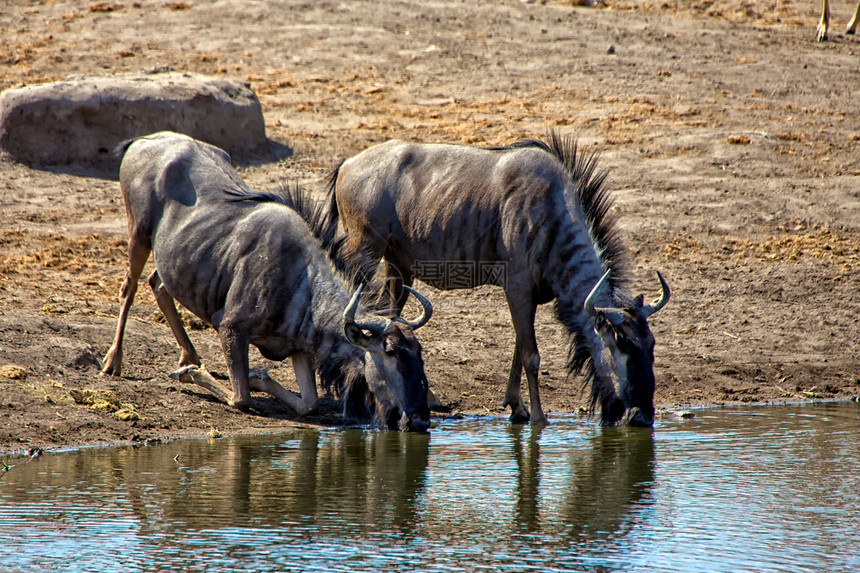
[1,0,859,454]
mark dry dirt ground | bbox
[1,0,859,454]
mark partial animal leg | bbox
[818,0,831,42]
[384,259,443,408]
[292,352,318,412]
[846,0,860,34]
[503,341,530,423]
[504,292,547,426]
[148,270,201,369]
[388,276,401,316]
[102,232,150,376]
[170,365,233,404]
[218,326,252,409]
[248,352,319,415]
[384,259,413,316]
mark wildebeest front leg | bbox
[248,352,319,415]
[505,292,547,426]
[148,270,201,369]
[503,341,530,423]
[170,365,233,405]
[218,326,252,409]
[102,232,151,376]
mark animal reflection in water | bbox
[329,130,670,427]
[116,431,431,534]
[73,427,652,538]
[101,132,433,431]
[510,425,655,538]
[1,422,655,545]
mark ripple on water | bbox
[0,402,858,573]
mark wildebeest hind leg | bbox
[102,233,150,377]
[382,258,413,316]
[148,270,202,369]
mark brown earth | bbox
[1,0,859,454]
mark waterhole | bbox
[1,402,858,572]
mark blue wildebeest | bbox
[327,131,669,427]
[818,0,860,41]
[101,131,433,431]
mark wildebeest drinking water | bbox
[101,131,434,431]
[328,131,669,427]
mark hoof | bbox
[100,362,121,377]
[229,398,253,412]
[508,406,530,424]
[101,350,121,377]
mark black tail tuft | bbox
[324,160,345,231]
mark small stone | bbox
[114,408,141,421]
[0,364,27,380]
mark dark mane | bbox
[224,185,339,250]
[224,185,377,289]
[502,131,634,418]
[499,131,630,291]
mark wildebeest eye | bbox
[614,330,634,351]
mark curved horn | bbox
[584,269,627,326]
[584,269,612,317]
[343,285,393,333]
[640,270,670,318]
[393,286,433,330]
[343,284,363,325]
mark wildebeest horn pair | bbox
[584,270,671,323]
[343,284,433,333]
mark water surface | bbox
[1,402,858,572]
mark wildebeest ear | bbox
[344,324,373,348]
[633,294,645,308]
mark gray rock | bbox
[0,70,285,176]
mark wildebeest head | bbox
[584,270,670,427]
[342,285,432,432]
